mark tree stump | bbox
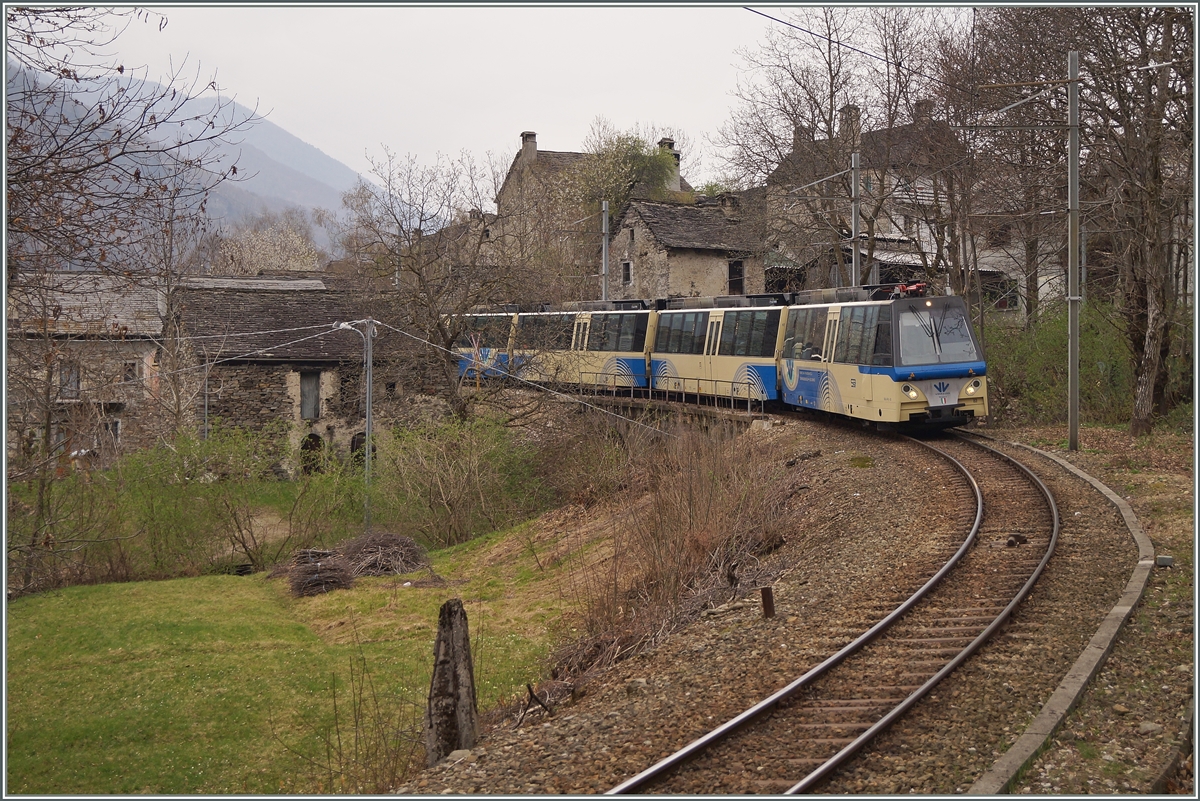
[423,598,479,766]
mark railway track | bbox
[607,432,1060,795]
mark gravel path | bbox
[394,419,1193,795]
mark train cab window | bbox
[898,302,980,365]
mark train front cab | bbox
[780,292,987,427]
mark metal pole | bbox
[1068,51,1080,452]
[601,200,609,301]
[851,152,861,287]
[364,318,374,531]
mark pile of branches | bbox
[287,549,354,597]
[341,532,428,577]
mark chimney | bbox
[520,131,537,166]
[914,99,935,124]
[658,137,682,192]
[838,104,861,146]
[792,122,812,154]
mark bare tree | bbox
[5,7,257,594]
[717,8,970,290]
[972,6,1193,433]
[208,208,326,275]
[327,150,521,419]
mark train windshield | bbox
[897,302,980,365]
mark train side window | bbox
[757,310,782,358]
[837,306,867,364]
[666,314,685,353]
[718,313,737,355]
[631,313,649,352]
[871,306,893,365]
[692,313,706,353]
[694,312,712,354]
[792,309,811,357]
[859,307,878,364]
[654,316,671,353]
[832,311,851,362]
[617,314,637,351]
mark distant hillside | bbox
[183,97,363,245]
[8,59,363,250]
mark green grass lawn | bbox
[7,536,562,794]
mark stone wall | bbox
[608,214,766,301]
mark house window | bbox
[122,361,139,383]
[621,261,632,285]
[300,371,320,420]
[629,228,635,243]
[728,260,745,295]
[59,361,80,399]
[103,419,121,443]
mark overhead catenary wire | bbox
[743,6,974,96]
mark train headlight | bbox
[965,379,981,396]
[902,384,919,399]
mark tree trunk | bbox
[1130,269,1167,436]
[423,598,479,766]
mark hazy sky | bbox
[113,5,782,186]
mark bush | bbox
[371,417,548,548]
[556,421,788,677]
[982,301,1137,426]
[7,423,366,595]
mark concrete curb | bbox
[967,440,1156,795]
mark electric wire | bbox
[743,6,974,96]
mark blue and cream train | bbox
[453,283,987,428]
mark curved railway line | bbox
[398,412,1180,797]
[606,433,1060,794]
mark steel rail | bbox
[784,433,1060,793]
[605,438,984,795]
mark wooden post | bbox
[761,586,776,619]
[423,599,479,766]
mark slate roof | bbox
[619,199,765,254]
[771,120,965,186]
[177,281,370,362]
[6,272,164,337]
[500,149,590,196]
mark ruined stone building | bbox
[7,272,171,468]
[6,272,433,474]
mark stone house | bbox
[176,275,411,468]
[608,192,767,300]
[6,272,172,468]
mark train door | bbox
[703,313,722,394]
[572,315,590,351]
[821,310,840,363]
